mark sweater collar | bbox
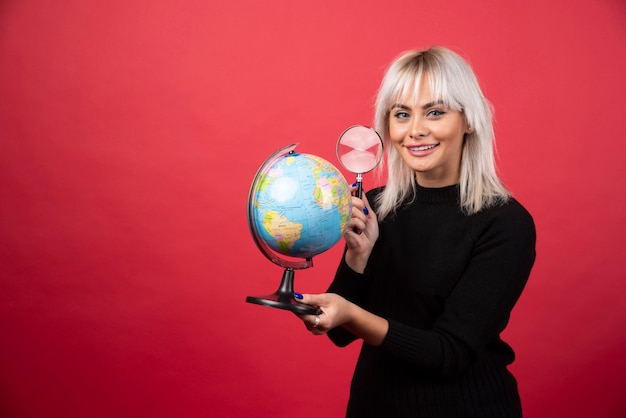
[413,182,460,203]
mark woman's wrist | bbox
[346,253,367,274]
[344,249,370,274]
[342,301,388,347]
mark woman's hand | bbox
[343,188,379,273]
[295,293,353,335]
[295,292,389,346]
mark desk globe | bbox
[246,144,352,315]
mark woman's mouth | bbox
[407,143,439,156]
[410,144,437,151]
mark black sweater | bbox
[327,184,536,417]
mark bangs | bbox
[385,56,464,112]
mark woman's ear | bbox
[463,117,473,135]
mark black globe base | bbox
[246,268,321,315]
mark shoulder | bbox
[365,186,386,211]
[475,197,536,240]
[366,186,385,199]
[491,197,534,224]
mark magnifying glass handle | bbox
[355,173,363,199]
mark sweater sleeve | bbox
[325,254,372,347]
[380,202,536,379]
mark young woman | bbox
[294,46,536,417]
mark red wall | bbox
[1,1,625,417]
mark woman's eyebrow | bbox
[422,100,445,108]
[391,100,445,110]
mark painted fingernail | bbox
[363,207,369,215]
[352,183,358,187]
[293,292,303,300]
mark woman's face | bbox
[388,76,470,187]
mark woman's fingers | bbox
[294,293,349,334]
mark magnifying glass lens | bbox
[336,125,383,198]
[337,145,380,173]
[337,126,383,174]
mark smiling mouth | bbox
[408,144,438,151]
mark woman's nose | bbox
[409,117,427,138]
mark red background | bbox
[1,1,625,417]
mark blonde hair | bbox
[374,46,510,220]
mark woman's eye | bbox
[394,111,410,119]
[427,109,446,117]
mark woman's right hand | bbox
[343,188,379,273]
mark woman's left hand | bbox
[295,292,389,346]
[295,293,352,335]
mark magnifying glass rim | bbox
[336,125,384,174]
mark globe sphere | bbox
[249,148,351,260]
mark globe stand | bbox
[246,267,321,315]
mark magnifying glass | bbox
[336,125,384,198]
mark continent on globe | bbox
[261,210,303,254]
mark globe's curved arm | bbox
[247,143,313,270]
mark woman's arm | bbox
[379,201,537,378]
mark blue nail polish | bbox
[293,292,303,300]
[352,183,358,187]
[363,207,369,215]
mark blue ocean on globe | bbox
[250,151,351,259]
